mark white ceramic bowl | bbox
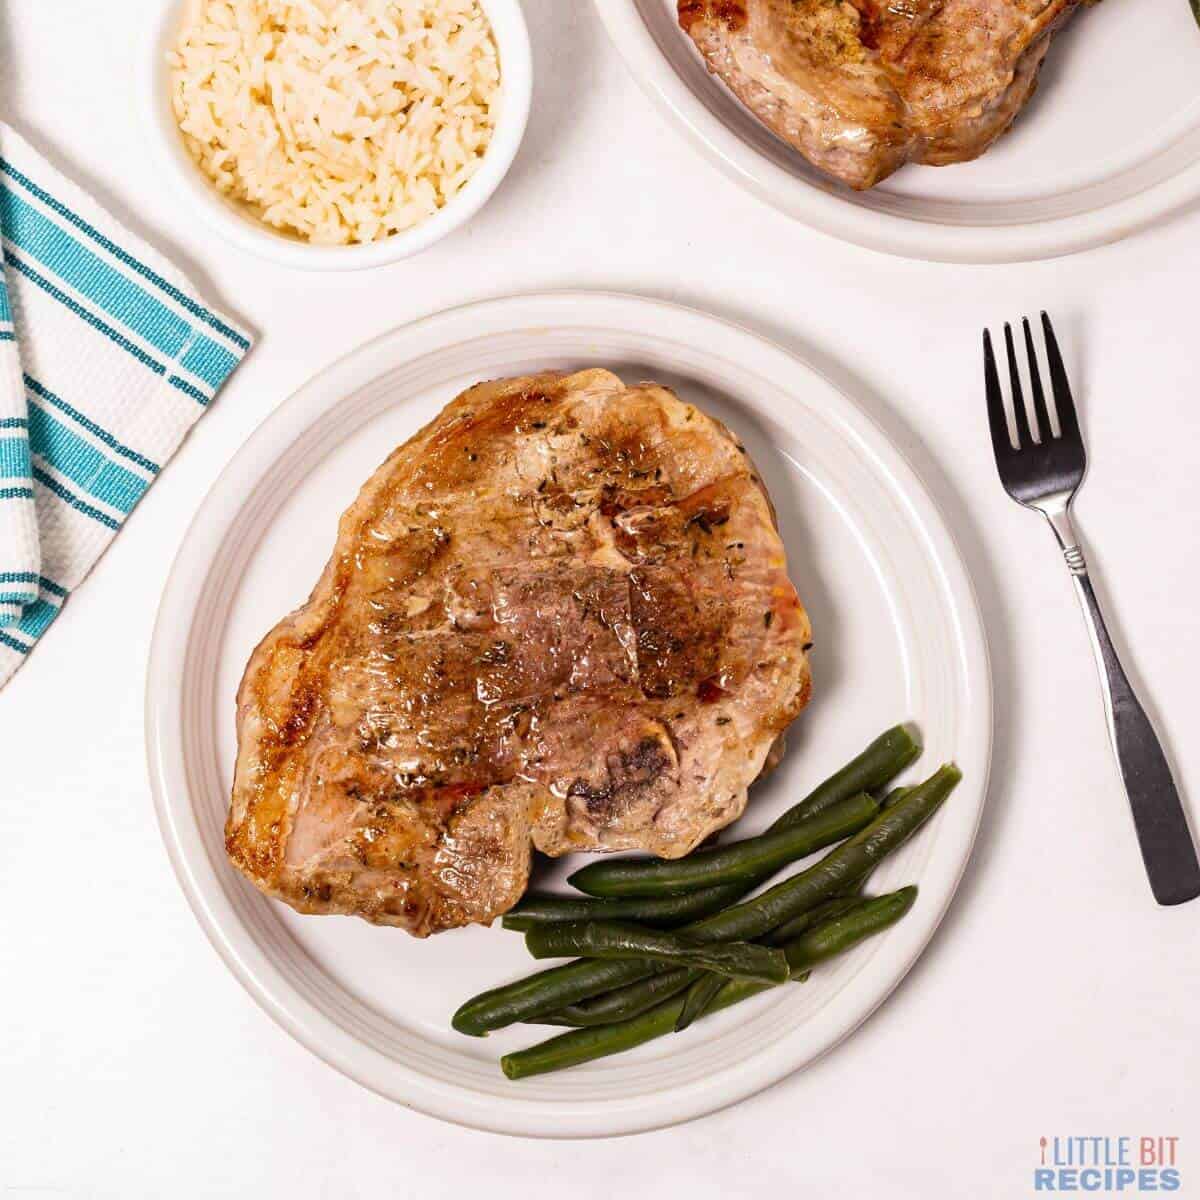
[143,0,532,271]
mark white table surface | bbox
[2,3,1198,1196]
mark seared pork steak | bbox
[679,0,1081,190]
[228,370,812,936]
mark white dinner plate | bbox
[595,1,1200,263]
[146,292,991,1137]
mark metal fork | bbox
[984,314,1200,906]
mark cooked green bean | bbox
[677,765,957,945]
[880,786,910,810]
[452,766,958,1036]
[530,882,847,1029]
[528,968,702,1028]
[781,886,918,971]
[567,792,879,899]
[452,958,658,1037]
[501,887,919,1079]
[761,894,870,948]
[504,975,780,1079]
[500,882,746,932]
[524,921,790,983]
[678,891,870,1030]
[674,972,725,1032]
[774,725,920,828]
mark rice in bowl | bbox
[168,0,501,245]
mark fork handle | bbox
[1046,510,1200,905]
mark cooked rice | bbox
[168,0,500,245]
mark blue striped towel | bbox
[0,123,251,687]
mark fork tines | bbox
[984,313,1086,505]
[984,312,1080,453]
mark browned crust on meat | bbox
[679,0,748,34]
[228,370,812,935]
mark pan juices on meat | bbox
[679,0,1084,190]
[227,370,812,935]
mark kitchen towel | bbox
[0,123,251,688]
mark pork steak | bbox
[679,0,1082,190]
[228,369,812,936]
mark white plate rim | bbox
[145,290,993,1137]
[593,1,1200,264]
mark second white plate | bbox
[146,292,991,1137]
[596,1,1200,262]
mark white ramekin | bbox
[143,1,531,271]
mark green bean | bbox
[781,886,917,971]
[517,845,868,1028]
[761,893,871,947]
[677,765,957,945]
[774,725,920,829]
[527,968,702,1027]
[503,976,779,1079]
[880,786,910,810]
[567,791,879,899]
[677,891,871,1030]
[674,973,725,1032]
[501,887,919,1079]
[453,766,957,1036]
[500,882,746,932]
[524,921,790,983]
[452,958,657,1036]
